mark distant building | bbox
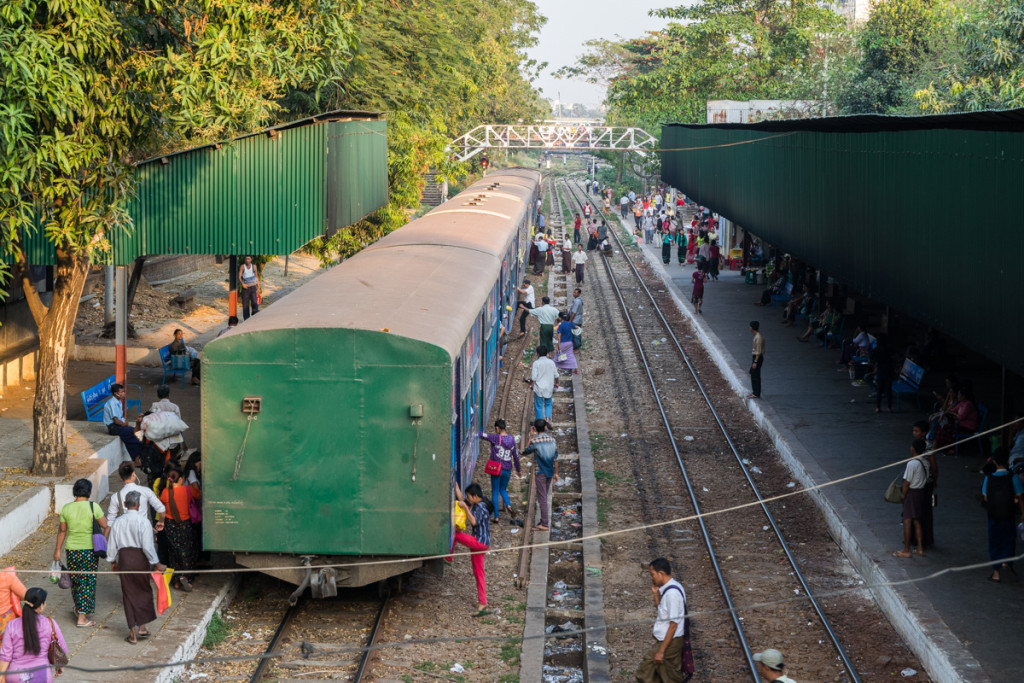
[706,100,822,124]
[835,0,874,24]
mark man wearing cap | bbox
[754,649,797,682]
[636,557,690,683]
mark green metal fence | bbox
[661,113,1024,376]
[22,113,388,265]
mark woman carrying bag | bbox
[479,420,521,524]
[0,587,68,683]
[53,480,108,628]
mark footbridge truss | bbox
[449,124,657,161]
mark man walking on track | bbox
[748,321,765,399]
[528,295,560,353]
[572,244,588,284]
[529,345,557,421]
[522,419,558,532]
[636,557,693,683]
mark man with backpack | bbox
[981,449,1024,582]
[636,557,693,683]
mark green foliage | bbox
[203,611,230,649]
[0,0,360,264]
[915,0,1024,111]
[575,1,844,127]
[499,640,521,665]
[294,0,548,264]
[835,0,954,113]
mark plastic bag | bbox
[453,502,467,531]
[48,561,62,584]
[140,411,189,441]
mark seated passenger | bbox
[838,324,875,366]
[103,383,143,463]
[936,386,979,448]
[169,329,200,386]
[781,284,810,326]
[798,301,834,342]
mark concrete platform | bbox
[616,218,1022,683]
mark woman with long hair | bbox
[53,479,107,627]
[157,464,200,591]
[0,587,67,682]
[479,420,521,524]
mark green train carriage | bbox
[201,169,541,595]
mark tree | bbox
[292,0,549,264]
[0,1,360,476]
[915,0,1024,111]
[561,0,843,127]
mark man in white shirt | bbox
[572,245,588,285]
[516,279,535,338]
[528,296,560,355]
[107,461,166,526]
[636,557,689,683]
[108,490,166,644]
[102,383,143,462]
[620,194,629,217]
[533,235,549,275]
[529,345,557,421]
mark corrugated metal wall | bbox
[23,117,388,265]
[661,123,1024,377]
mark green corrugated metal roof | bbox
[23,111,388,265]
[661,110,1024,376]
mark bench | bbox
[891,359,925,411]
[159,344,191,389]
[81,376,142,423]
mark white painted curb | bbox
[0,487,50,558]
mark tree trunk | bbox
[30,250,90,477]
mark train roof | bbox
[223,168,541,359]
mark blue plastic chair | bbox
[160,345,190,389]
[81,376,141,422]
[891,359,925,411]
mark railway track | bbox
[245,586,390,683]
[559,176,861,682]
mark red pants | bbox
[452,532,489,606]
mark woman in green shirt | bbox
[53,479,109,627]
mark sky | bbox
[527,0,675,110]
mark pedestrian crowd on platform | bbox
[0,377,210,678]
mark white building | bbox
[835,0,874,24]
[706,100,823,124]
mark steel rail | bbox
[353,596,390,682]
[248,599,302,683]
[561,177,759,680]
[566,176,861,682]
